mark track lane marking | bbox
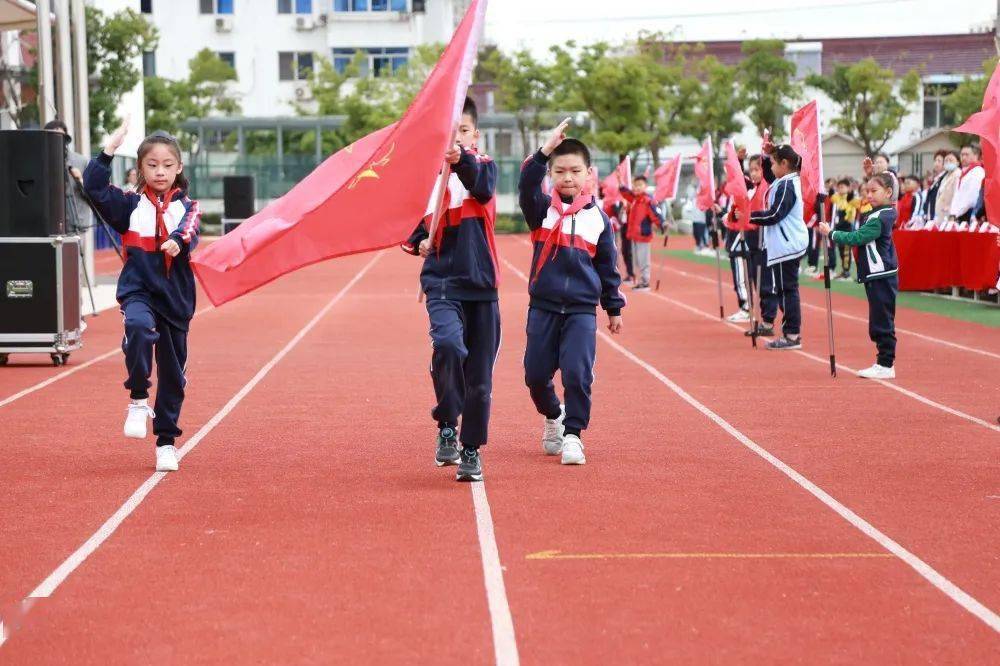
[500,252,1000,634]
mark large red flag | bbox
[791,100,823,226]
[653,154,682,203]
[600,156,631,205]
[191,0,488,306]
[954,64,1000,225]
[693,138,714,212]
[722,140,752,231]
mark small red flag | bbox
[600,156,631,205]
[693,138,715,212]
[723,140,752,231]
[653,154,682,203]
[790,100,824,227]
[190,0,489,306]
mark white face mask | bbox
[944,162,958,172]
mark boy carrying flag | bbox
[518,120,626,465]
[402,97,499,482]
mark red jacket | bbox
[620,188,664,242]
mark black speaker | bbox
[223,175,255,219]
[0,130,67,237]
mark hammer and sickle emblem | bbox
[348,142,396,189]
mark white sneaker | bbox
[561,434,586,465]
[155,445,179,472]
[857,363,895,380]
[726,309,750,323]
[542,405,565,455]
[124,401,155,439]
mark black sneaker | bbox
[766,336,802,351]
[744,322,775,337]
[435,427,460,467]
[456,447,483,482]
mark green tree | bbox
[481,47,553,155]
[945,57,999,143]
[737,39,799,134]
[637,41,706,166]
[86,6,158,146]
[577,53,657,158]
[145,50,239,149]
[807,58,920,154]
[688,55,743,164]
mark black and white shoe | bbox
[766,336,802,351]
[435,426,461,467]
[456,447,483,482]
[744,322,775,337]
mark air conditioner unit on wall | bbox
[294,84,313,101]
[295,16,316,31]
[316,13,328,26]
[215,16,233,32]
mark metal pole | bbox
[819,198,837,377]
[35,0,56,124]
[54,0,74,132]
[71,0,90,155]
[710,224,724,319]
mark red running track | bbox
[0,235,997,663]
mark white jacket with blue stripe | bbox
[750,172,809,267]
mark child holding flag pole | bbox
[401,97,500,482]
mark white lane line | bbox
[509,236,999,434]
[643,288,1000,435]
[0,305,216,410]
[500,253,1000,633]
[17,253,382,605]
[658,257,1000,361]
[471,484,520,666]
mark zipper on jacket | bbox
[560,214,577,314]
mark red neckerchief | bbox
[143,186,181,276]
[531,192,590,284]
[959,161,984,184]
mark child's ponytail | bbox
[772,144,802,171]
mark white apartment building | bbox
[134,0,470,117]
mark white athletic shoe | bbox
[857,363,895,380]
[561,435,586,465]
[155,445,179,472]
[726,309,751,323]
[124,401,155,439]
[542,405,565,455]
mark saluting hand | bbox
[541,117,572,156]
[103,115,130,156]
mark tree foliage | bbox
[945,57,999,144]
[86,6,158,146]
[737,39,800,134]
[807,58,920,154]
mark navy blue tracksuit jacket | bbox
[518,150,626,435]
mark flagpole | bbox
[739,235,758,348]
[654,228,669,291]
[418,157,454,303]
[706,137,724,319]
[813,104,837,377]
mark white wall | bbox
[133,0,459,118]
[88,0,145,155]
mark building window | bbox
[279,51,314,81]
[334,0,407,11]
[217,51,236,70]
[332,47,408,76]
[200,0,233,14]
[923,83,958,129]
[142,51,156,77]
[784,42,822,80]
[278,0,312,12]
[140,0,153,13]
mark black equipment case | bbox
[0,236,83,366]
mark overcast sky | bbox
[483,0,997,56]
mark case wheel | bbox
[51,353,68,366]
[0,354,8,366]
